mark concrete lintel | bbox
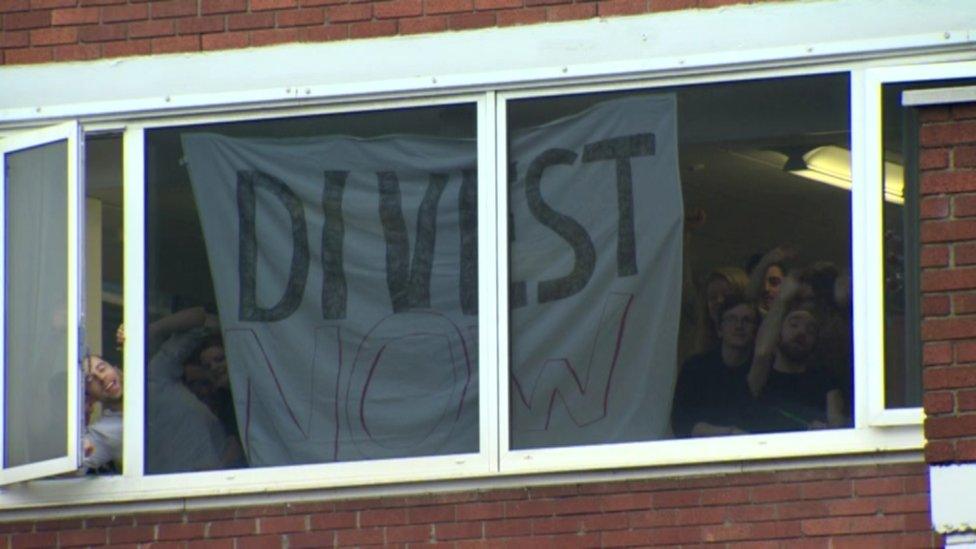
[904,85,976,106]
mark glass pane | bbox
[145,104,478,473]
[507,74,853,449]
[81,135,125,474]
[4,140,69,468]
[882,78,976,408]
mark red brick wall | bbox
[1,462,937,548]
[6,7,971,546]
[0,0,780,66]
[919,101,976,465]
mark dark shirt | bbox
[671,348,754,437]
[211,388,238,439]
[750,366,837,433]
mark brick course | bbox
[0,463,940,547]
[920,101,976,464]
[3,1,973,543]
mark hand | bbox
[766,245,797,266]
[778,275,803,302]
[83,437,94,457]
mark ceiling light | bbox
[786,145,904,204]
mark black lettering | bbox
[378,171,448,312]
[508,162,527,309]
[525,149,596,303]
[322,171,348,320]
[238,170,309,322]
[582,133,655,277]
[459,168,478,315]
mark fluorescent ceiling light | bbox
[792,146,904,204]
[730,146,905,204]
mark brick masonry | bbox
[0,0,783,65]
[920,101,976,465]
[0,462,939,547]
[4,1,976,545]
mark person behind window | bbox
[81,354,124,473]
[182,359,214,405]
[746,245,796,317]
[693,266,750,355]
[671,297,760,437]
[139,307,241,473]
[746,275,848,432]
[186,335,245,467]
[799,261,854,422]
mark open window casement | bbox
[0,121,84,485]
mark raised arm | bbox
[149,306,207,342]
[747,275,802,397]
[118,307,217,355]
[146,308,217,381]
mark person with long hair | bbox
[693,266,750,355]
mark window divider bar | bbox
[122,125,146,478]
[494,95,511,463]
[852,69,887,426]
[69,121,84,470]
[0,131,9,471]
[478,91,501,473]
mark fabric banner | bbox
[507,95,683,448]
[181,94,682,466]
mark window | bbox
[0,123,83,484]
[505,74,853,450]
[881,77,976,409]
[862,62,976,425]
[144,103,480,473]
[3,55,962,505]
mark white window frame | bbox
[0,121,84,486]
[494,69,920,475]
[860,60,976,427]
[1,65,929,509]
[0,0,972,508]
[125,93,499,483]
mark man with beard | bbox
[747,276,847,432]
[671,297,760,437]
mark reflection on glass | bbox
[881,82,918,409]
[507,74,854,449]
[881,78,975,408]
[4,141,69,468]
[145,105,479,473]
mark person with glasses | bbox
[671,296,760,437]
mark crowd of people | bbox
[76,244,855,475]
[81,307,245,474]
[671,244,854,437]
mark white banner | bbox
[182,94,682,465]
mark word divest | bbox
[182,94,682,463]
